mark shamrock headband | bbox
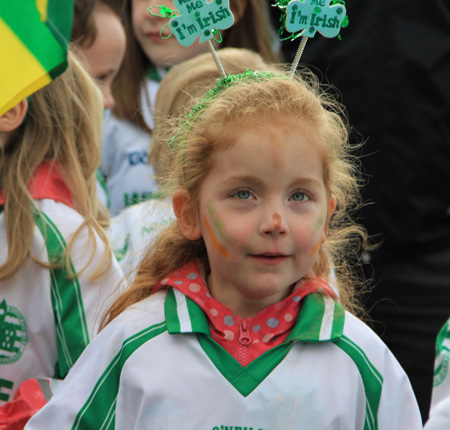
[148,0,347,78]
[148,0,348,150]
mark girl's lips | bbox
[146,32,166,42]
[249,254,289,265]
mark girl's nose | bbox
[102,87,115,110]
[260,211,288,236]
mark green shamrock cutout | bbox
[286,0,346,38]
[169,0,234,46]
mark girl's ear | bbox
[231,0,248,23]
[173,190,202,240]
[0,99,28,132]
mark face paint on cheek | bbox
[204,217,230,258]
[206,200,233,243]
[308,234,323,258]
[310,215,324,235]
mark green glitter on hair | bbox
[168,69,282,151]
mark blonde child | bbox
[0,52,123,413]
[110,47,279,279]
[25,69,421,429]
[101,0,282,214]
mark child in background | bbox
[101,0,282,214]
[424,319,450,429]
[72,0,126,110]
[110,47,278,279]
[0,52,124,419]
[71,0,127,209]
[25,69,421,429]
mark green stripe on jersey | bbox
[33,208,90,378]
[334,336,383,430]
[198,335,293,397]
[72,322,167,430]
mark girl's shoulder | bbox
[105,290,169,338]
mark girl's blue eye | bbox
[235,190,252,200]
[290,192,309,202]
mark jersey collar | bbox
[163,278,345,343]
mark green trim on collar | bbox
[146,65,168,82]
[198,334,293,397]
[287,293,345,342]
[164,289,346,398]
[165,289,345,342]
[165,288,210,335]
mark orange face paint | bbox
[308,235,322,258]
[204,217,230,258]
[273,212,282,229]
[206,200,232,242]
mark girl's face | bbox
[191,117,335,317]
[132,0,212,68]
[78,7,126,109]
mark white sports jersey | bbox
[100,78,160,215]
[108,199,175,280]
[0,200,124,403]
[25,288,422,429]
[425,317,450,429]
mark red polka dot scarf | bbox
[154,261,337,367]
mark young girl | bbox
[0,52,124,408]
[71,0,126,110]
[71,0,127,210]
[110,47,279,279]
[24,70,421,429]
[101,0,282,214]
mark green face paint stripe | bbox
[197,335,292,397]
[206,200,232,242]
[310,214,324,235]
[334,336,383,430]
[71,322,167,430]
[33,208,90,378]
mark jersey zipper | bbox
[237,318,252,366]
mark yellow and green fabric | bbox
[0,0,73,116]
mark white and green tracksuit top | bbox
[424,317,450,429]
[25,286,422,430]
[0,199,124,403]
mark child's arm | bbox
[23,293,167,430]
[40,199,124,342]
